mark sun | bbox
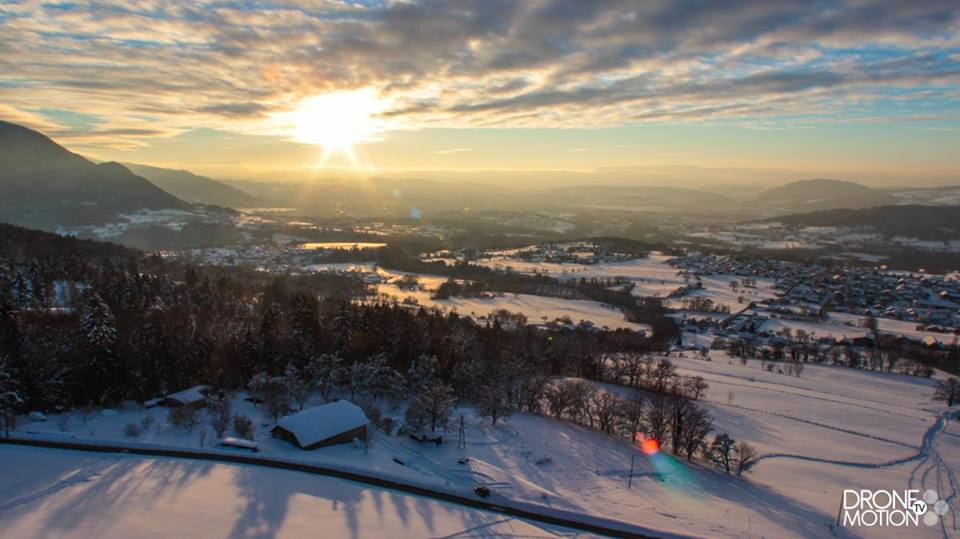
[281,89,385,165]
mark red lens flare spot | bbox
[633,433,660,455]
[642,438,660,455]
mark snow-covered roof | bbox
[276,400,368,447]
[163,385,208,405]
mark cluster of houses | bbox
[670,253,960,331]
[779,268,960,329]
[147,386,369,452]
[664,252,959,365]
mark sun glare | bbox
[280,89,384,166]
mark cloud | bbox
[197,102,271,118]
[432,147,472,154]
[0,0,957,149]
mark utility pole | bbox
[457,415,466,449]
[628,451,636,489]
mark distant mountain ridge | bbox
[0,120,190,230]
[124,163,265,209]
[754,178,897,212]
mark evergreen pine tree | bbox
[79,290,122,404]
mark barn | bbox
[271,400,369,450]
[160,385,208,408]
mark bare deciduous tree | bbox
[734,441,759,475]
[933,377,960,407]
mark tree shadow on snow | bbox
[34,455,215,537]
[657,456,866,539]
[227,465,365,539]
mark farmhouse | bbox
[271,400,369,450]
[161,385,208,408]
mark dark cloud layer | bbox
[0,0,958,146]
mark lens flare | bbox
[634,432,660,455]
[642,438,660,455]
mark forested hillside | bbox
[0,225,666,432]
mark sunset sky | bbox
[1,0,958,183]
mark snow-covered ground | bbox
[0,445,581,539]
[460,253,687,299]
[299,261,650,331]
[374,281,649,331]
[666,274,779,313]
[360,253,692,332]
[662,352,955,539]
[8,353,955,538]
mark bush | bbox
[169,405,199,432]
[124,422,141,437]
[233,415,255,440]
[140,415,155,431]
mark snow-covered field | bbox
[663,353,955,539]
[0,445,580,539]
[299,261,649,331]
[362,253,691,331]
[461,253,687,298]
[374,281,649,331]
[667,274,779,313]
[7,353,955,538]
